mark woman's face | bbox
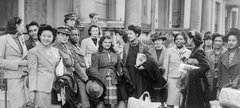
[57,33,69,44]
[128,30,138,42]
[40,30,54,46]
[228,35,238,49]
[175,35,186,48]
[66,19,76,27]
[90,27,99,38]
[92,15,99,23]
[16,22,25,34]
[213,37,223,49]
[154,39,164,48]
[102,38,112,50]
[69,30,80,44]
[204,39,213,47]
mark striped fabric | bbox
[104,75,118,105]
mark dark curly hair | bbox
[26,21,39,33]
[115,29,128,43]
[5,17,22,34]
[188,31,203,47]
[37,24,57,43]
[98,35,116,53]
[88,25,100,36]
[89,12,98,18]
[128,25,142,37]
[173,31,188,43]
[226,28,240,41]
[212,33,224,42]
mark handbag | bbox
[210,101,222,108]
[55,58,64,77]
[218,84,240,108]
[127,91,162,108]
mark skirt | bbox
[166,78,181,105]
[104,76,118,105]
[35,92,61,108]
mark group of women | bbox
[2,16,240,108]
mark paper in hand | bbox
[179,62,199,74]
[135,53,147,67]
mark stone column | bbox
[124,0,142,28]
[201,0,212,33]
[18,0,25,24]
[78,0,96,21]
[115,0,125,21]
[190,0,203,31]
[238,6,240,29]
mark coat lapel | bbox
[37,44,54,64]
[123,43,129,65]
[221,51,229,69]
[6,35,21,54]
[229,50,240,68]
[19,35,28,59]
[88,37,98,51]
[152,48,158,62]
[158,47,166,66]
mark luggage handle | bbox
[139,91,151,102]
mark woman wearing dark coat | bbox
[122,25,159,99]
[87,36,122,108]
[217,29,240,108]
[181,31,210,108]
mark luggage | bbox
[128,91,162,108]
[219,87,240,108]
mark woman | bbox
[0,17,28,108]
[181,31,210,108]
[205,33,226,100]
[53,26,89,107]
[28,24,61,108]
[217,28,240,94]
[81,25,100,68]
[122,25,159,99]
[114,29,128,59]
[87,36,121,108]
[163,32,191,108]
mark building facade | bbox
[0,0,240,36]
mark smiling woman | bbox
[27,24,61,108]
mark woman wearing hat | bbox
[180,31,210,108]
[27,24,61,108]
[53,26,89,107]
[217,28,240,103]
[163,32,191,108]
[203,31,213,53]
[87,35,122,108]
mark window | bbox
[232,11,237,28]
[171,0,184,28]
[214,2,220,32]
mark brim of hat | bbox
[151,37,167,40]
[86,80,104,98]
[58,31,71,35]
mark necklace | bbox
[130,42,138,46]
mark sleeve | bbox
[27,49,38,92]
[80,39,87,56]
[163,50,170,80]
[73,53,89,82]
[217,55,223,88]
[0,37,20,70]
[115,53,123,76]
[87,53,102,79]
[190,50,210,76]
[140,58,160,81]
[144,45,154,61]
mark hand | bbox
[137,65,145,70]
[19,60,28,66]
